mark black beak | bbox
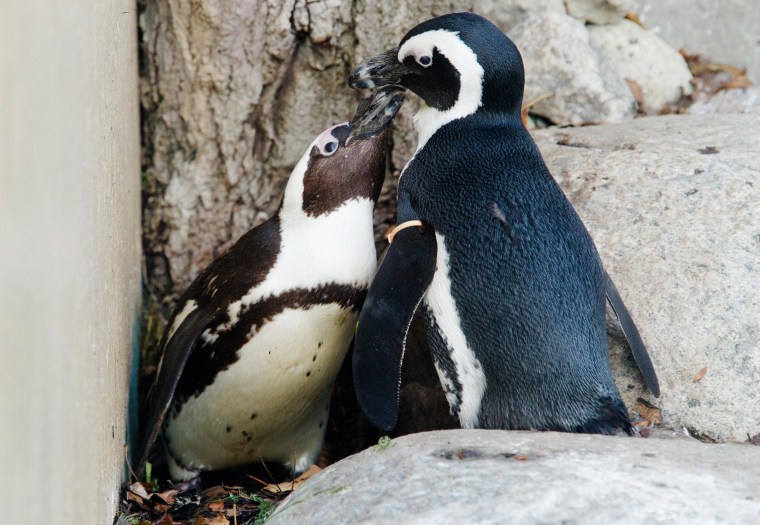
[348,47,408,90]
[349,86,405,139]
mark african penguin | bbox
[138,87,404,480]
[349,13,659,434]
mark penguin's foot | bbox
[171,475,201,492]
[167,452,202,484]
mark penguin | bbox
[348,13,660,435]
[137,87,404,480]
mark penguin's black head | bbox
[350,12,524,123]
[282,87,404,218]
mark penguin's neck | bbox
[278,159,376,276]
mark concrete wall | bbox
[0,1,140,523]
[632,0,760,84]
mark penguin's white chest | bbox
[165,303,357,476]
[423,232,486,428]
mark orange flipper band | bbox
[386,220,424,243]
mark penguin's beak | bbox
[349,85,405,140]
[349,47,408,90]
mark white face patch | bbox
[424,232,486,428]
[398,30,485,150]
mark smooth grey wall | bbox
[0,1,140,522]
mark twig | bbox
[124,445,138,483]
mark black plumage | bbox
[351,12,659,434]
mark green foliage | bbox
[374,435,392,450]
[143,461,159,488]
[228,491,275,525]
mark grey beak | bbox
[349,86,406,139]
[348,47,407,90]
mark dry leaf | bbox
[512,454,529,461]
[201,486,232,500]
[205,514,230,525]
[157,489,179,505]
[634,420,651,428]
[262,465,322,494]
[128,482,151,500]
[692,367,708,382]
[625,78,646,109]
[633,398,663,425]
[624,11,644,27]
[125,491,144,505]
[208,501,225,512]
[521,92,554,125]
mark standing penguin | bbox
[349,13,659,434]
[137,88,404,480]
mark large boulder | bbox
[589,20,693,111]
[532,114,760,442]
[509,12,636,126]
[631,0,760,85]
[473,0,566,32]
[689,88,760,115]
[267,430,760,524]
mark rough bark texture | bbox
[140,0,472,307]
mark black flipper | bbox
[604,271,660,397]
[353,224,437,431]
[136,307,215,475]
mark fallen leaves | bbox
[655,51,753,115]
[683,52,752,94]
[262,465,322,494]
[692,367,708,382]
[633,397,663,427]
[117,478,283,525]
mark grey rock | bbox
[565,0,631,25]
[532,114,760,442]
[268,430,760,525]
[509,12,636,126]
[689,88,760,115]
[589,20,693,110]
[631,0,760,85]
[473,0,566,32]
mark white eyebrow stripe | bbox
[398,29,485,151]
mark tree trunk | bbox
[140,0,473,309]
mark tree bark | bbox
[140,0,472,308]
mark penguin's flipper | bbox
[604,271,660,397]
[353,224,437,431]
[136,306,214,475]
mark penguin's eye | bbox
[318,139,339,157]
[417,54,432,67]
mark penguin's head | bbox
[349,13,524,145]
[281,87,404,219]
